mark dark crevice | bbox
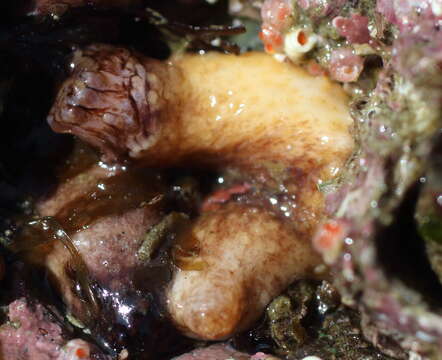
[376,183,442,307]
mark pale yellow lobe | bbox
[149,51,353,182]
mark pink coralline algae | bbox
[332,14,370,44]
[298,0,346,16]
[377,0,442,32]
[329,48,364,82]
[376,0,442,79]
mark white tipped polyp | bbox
[284,28,317,62]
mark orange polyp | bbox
[324,221,342,235]
[344,66,356,75]
[314,220,344,251]
[265,44,274,53]
[297,31,308,46]
[260,24,283,51]
[76,348,88,359]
